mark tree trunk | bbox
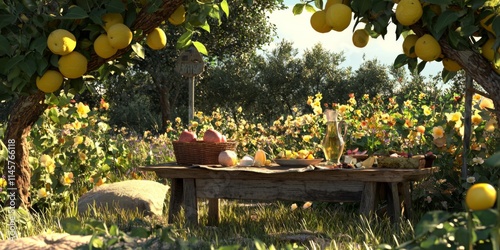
[3,91,47,208]
[2,0,184,208]
[158,85,172,131]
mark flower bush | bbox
[0,89,498,214]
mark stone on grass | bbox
[78,180,168,216]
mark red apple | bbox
[203,129,224,143]
[178,130,197,142]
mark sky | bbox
[263,0,441,77]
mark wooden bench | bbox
[140,164,437,226]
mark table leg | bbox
[359,182,377,217]
[402,182,413,219]
[207,198,220,226]
[168,178,184,224]
[183,178,198,226]
[388,182,401,223]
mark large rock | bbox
[78,180,169,216]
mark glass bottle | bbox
[321,109,347,165]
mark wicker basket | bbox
[172,141,238,165]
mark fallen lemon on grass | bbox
[94,34,118,58]
[325,3,352,32]
[107,23,133,49]
[36,70,64,93]
[415,34,441,61]
[58,51,88,79]
[146,27,167,50]
[352,29,369,48]
[465,183,497,210]
[47,29,77,56]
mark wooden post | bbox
[175,46,205,123]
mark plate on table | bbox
[274,158,324,167]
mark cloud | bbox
[263,5,441,76]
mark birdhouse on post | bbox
[175,46,205,122]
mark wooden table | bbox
[140,164,437,226]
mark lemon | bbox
[47,29,77,56]
[102,13,124,32]
[36,70,64,93]
[442,58,462,71]
[324,0,342,10]
[466,183,497,210]
[415,34,441,61]
[402,34,418,58]
[481,38,497,62]
[93,34,118,58]
[169,5,186,25]
[325,3,352,32]
[352,29,370,48]
[146,27,167,50]
[58,51,88,79]
[395,0,423,26]
[107,23,133,49]
[310,10,331,33]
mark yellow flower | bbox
[404,100,412,108]
[418,93,426,100]
[38,188,48,198]
[302,135,312,142]
[46,163,56,174]
[78,152,87,162]
[62,172,74,186]
[473,94,482,102]
[479,98,495,110]
[73,136,84,146]
[0,178,6,188]
[76,102,90,118]
[100,99,109,110]
[71,121,82,130]
[485,118,497,132]
[432,126,445,139]
[175,117,181,123]
[445,112,462,122]
[39,154,54,167]
[302,201,312,209]
[237,106,243,113]
[471,113,483,125]
[96,177,106,186]
[291,203,298,211]
[307,96,313,106]
[422,105,432,116]
[416,125,426,134]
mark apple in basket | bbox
[178,130,197,142]
[203,129,227,143]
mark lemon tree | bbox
[293,0,500,128]
[0,0,231,208]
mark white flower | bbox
[291,203,298,211]
[466,176,476,184]
[302,201,312,209]
[441,201,448,209]
[472,157,484,165]
[425,196,432,203]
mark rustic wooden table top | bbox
[140,163,438,183]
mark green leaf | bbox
[471,0,488,10]
[5,55,26,73]
[61,217,85,235]
[129,227,150,238]
[414,211,452,238]
[393,54,408,68]
[292,4,305,15]
[305,4,316,13]
[29,36,47,54]
[441,69,456,83]
[193,41,208,55]
[417,60,427,74]
[90,236,104,248]
[109,225,119,236]
[199,21,210,32]
[176,30,193,49]
[105,0,126,13]
[424,0,452,4]
[0,35,9,56]
[484,151,500,168]
[131,43,145,59]
[59,6,88,20]
[433,10,461,39]
[314,0,324,9]
[220,0,229,18]
[0,14,16,30]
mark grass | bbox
[0,185,422,249]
